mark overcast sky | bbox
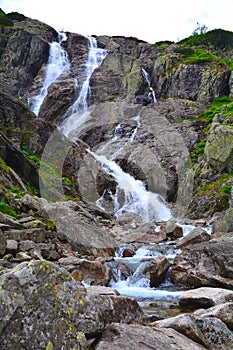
[1,0,232,43]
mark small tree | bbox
[192,22,208,36]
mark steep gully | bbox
[29,33,212,315]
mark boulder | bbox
[0,260,144,349]
[171,238,233,288]
[212,208,233,233]
[59,256,112,286]
[176,227,211,249]
[151,313,233,350]
[94,323,206,350]
[161,219,183,239]
[147,255,170,287]
[194,302,233,330]
[179,287,233,309]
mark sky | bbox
[0,0,233,43]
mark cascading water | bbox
[28,32,70,116]
[142,68,157,103]
[60,36,107,139]
[88,150,172,222]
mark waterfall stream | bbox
[142,68,157,103]
[60,36,107,139]
[28,32,70,116]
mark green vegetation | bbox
[8,187,24,198]
[0,10,26,26]
[196,173,232,214]
[191,96,233,163]
[174,46,225,66]
[178,29,233,49]
[0,201,19,218]
[22,150,76,190]
[184,49,225,66]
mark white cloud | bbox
[0,0,232,43]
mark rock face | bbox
[0,18,56,97]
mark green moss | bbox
[0,201,19,218]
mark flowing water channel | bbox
[29,33,212,317]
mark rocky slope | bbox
[0,9,233,350]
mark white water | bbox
[88,150,172,222]
[142,68,157,103]
[110,244,184,301]
[60,36,107,139]
[29,32,70,116]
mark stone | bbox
[176,227,211,248]
[5,240,18,255]
[0,230,7,256]
[205,124,233,172]
[151,313,233,350]
[59,256,112,286]
[179,287,233,309]
[94,323,206,350]
[4,228,46,244]
[161,219,183,239]
[194,302,233,330]
[147,255,170,287]
[171,238,233,288]
[212,208,233,233]
[0,260,144,348]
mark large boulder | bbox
[0,260,144,349]
[151,313,233,350]
[171,238,233,288]
[94,323,206,350]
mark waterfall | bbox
[60,36,107,139]
[142,68,157,104]
[88,150,172,222]
[28,32,70,116]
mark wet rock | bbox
[176,227,211,249]
[179,287,233,309]
[171,238,233,288]
[94,323,206,349]
[161,219,183,239]
[147,255,170,287]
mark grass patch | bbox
[0,201,19,218]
